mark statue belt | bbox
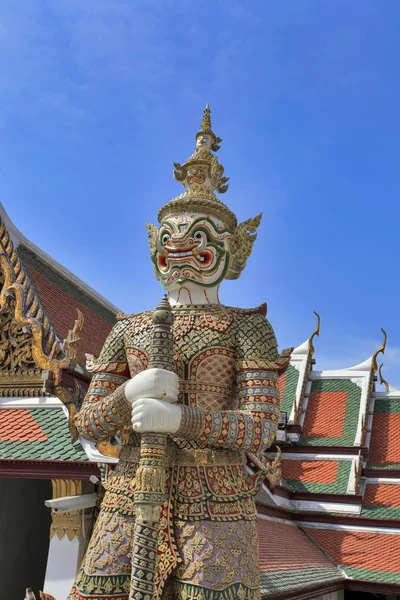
[119,445,246,467]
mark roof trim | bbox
[299,520,400,535]
[257,501,400,529]
[0,458,99,480]
[0,396,64,409]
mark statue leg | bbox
[172,518,261,600]
[67,509,133,599]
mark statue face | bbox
[196,134,212,152]
[152,213,232,289]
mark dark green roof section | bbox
[280,364,299,416]
[17,244,116,325]
[361,504,400,519]
[260,567,343,597]
[343,565,400,585]
[255,488,276,509]
[283,460,352,495]
[374,398,400,414]
[300,378,361,446]
[0,408,88,461]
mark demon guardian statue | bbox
[68,106,291,600]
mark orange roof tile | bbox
[282,460,339,484]
[27,266,113,366]
[278,373,286,399]
[364,483,400,508]
[369,413,400,465]
[303,391,348,438]
[258,519,335,572]
[305,528,400,574]
[0,409,47,442]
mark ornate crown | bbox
[153,106,262,281]
[157,105,236,231]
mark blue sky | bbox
[1,1,399,387]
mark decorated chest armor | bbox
[68,106,292,600]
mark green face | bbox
[152,213,232,289]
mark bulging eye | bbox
[161,233,170,245]
[194,231,203,240]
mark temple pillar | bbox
[43,480,97,599]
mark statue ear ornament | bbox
[146,222,161,280]
[225,213,262,280]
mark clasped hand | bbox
[124,368,182,434]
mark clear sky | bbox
[1,1,399,387]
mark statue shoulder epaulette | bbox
[225,302,267,317]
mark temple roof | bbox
[362,482,400,519]
[368,389,400,469]
[0,202,119,475]
[258,321,400,592]
[0,202,118,369]
[0,401,87,462]
[305,526,400,585]
[281,458,353,495]
[258,517,344,598]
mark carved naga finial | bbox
[371,328,387,374]
[308,311,321,356]
[62,309,84,370]
[378,363,390,392]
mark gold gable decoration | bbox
[0,215,88,433]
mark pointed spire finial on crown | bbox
[162,105,235,230]
[196,103,222,152]
[201,103,212,131]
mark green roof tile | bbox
[374,399,400,414]
[0,408,88,462]
[260,567,343,597]
[343,565,400,584]
[280,364,299,416]
[283,460,352,494]
[361,504,400,519]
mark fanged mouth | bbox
[158,247,213,271]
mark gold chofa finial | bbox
[308,311,321,356]
[371,328,387,374]
[378,363,390,392]
[201,104,212,131]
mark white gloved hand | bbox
[131,397,182,433]
[124,368,179,404]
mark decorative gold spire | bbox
[196,103,222,151]
[371,328,387,374]
[378,363,390,392]
[160,105,236,230]
[308,311,321,356]
[201,103,212,131]
[62,309,84,370]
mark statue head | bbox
[146,105,262,292]
[147,210,262,291]
[195,134,213,152]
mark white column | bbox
[42,480,96,599]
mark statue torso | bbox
[101,304,274,521]
[123,304,268,412]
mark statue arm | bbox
[75,319,132,441]
[176,314,292,452]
